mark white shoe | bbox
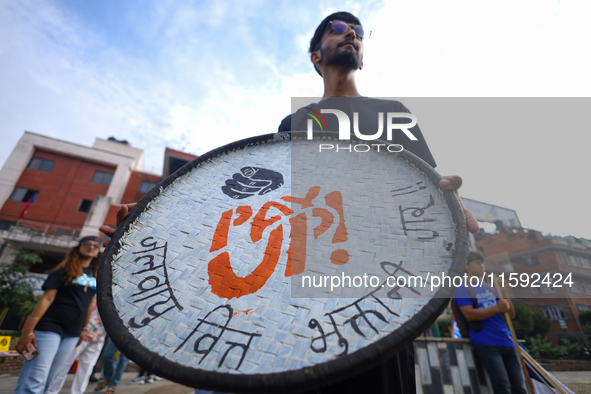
[128,377,145,385]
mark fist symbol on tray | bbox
[222,167,284,200]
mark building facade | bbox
[0,132,196,275]
[476,229,591,344]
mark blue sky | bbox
[1,0,590,239]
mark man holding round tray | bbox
[99,11,479,394]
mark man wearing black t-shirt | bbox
[99,11,479,394]
[278,11,480,393]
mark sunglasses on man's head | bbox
[328,20,372,39]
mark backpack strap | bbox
[482,281,499,298]
[466,281,478,309]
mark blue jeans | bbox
[13,330,79,394]
[474,345,527,394]
[102,339,129,388]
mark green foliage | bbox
[583,323,591,345]
[0,249,41,309]
[509,303,551,339]
[16,295,42,319]
[512,302,534,339]
[579,310,591,326]
[526,333,590,360]
[437,314,452,337]
[526,334,568,359]
[13,250,43,266]
[531,311,552,337]
[557,332,589,359]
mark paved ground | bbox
[1,370,590,393]
[0,372,194,394]
[552,371,591,393]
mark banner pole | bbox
[520,348,569,394]
[493,275,535,394]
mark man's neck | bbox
[321,67,362,100]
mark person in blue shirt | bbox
[455,252,526,394]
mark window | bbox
[169,157,189,175]
[577,304,591,312]
[9,187,39,202]
[570,281,582,294]
[27,157,54,172]
[78,199,93,213]
[565,254,579,267]
[539,283,558,294]
[577,256,591,269]
[526,255,540,266]
[583,283,591,295]
[91,171,114,186]
[541,305,568,321]
[0,220,14,230]
[139,181,157,193]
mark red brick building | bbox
[476,229,591,344]
[0,132,197,274]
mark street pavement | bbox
[552,371,591,393]
[1,370,590,393]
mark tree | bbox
[579,310,591,326]
[511,302,534,339]
[437,314,452,337]
[531,311,552,337]
[0,249,42,326]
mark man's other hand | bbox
[496,298,511,313]
[98,203,137,247]
[439,175,479,234]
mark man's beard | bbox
[321,46,361,70]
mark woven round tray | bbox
[97,132,469,393]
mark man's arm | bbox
[99,203,136,246]
[99,175,479,246]
[459,298,511,321]
[439,176,479,234]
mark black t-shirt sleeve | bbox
[394,102,437,168]
[42,269,65,290]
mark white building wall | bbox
[0,132,144,215]
[0,132,146,255]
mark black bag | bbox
[451,285,478,338]
[452,283,494,337]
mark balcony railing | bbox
[1,220,81,240]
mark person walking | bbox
[13,236,101,394]
[94,339,129,394]
[45,301,106,394]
